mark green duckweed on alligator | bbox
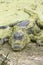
[0,9,43,51]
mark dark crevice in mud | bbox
[35,20,43,29]
[0,26,8,29]
[38,25,43,29]
[30,39,43,47]
[8,21,20,27]
[31,39,36,43]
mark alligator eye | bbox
[14,32,24,40]
[17,20,30,27]
[0,26,7,29]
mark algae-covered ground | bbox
[0,0,43,26]
[0,0,43,65]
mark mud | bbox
[0,43,43,65]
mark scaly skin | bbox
[0,9,43,51]
[24,9,43,46]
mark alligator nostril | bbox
[14,32,23,40]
